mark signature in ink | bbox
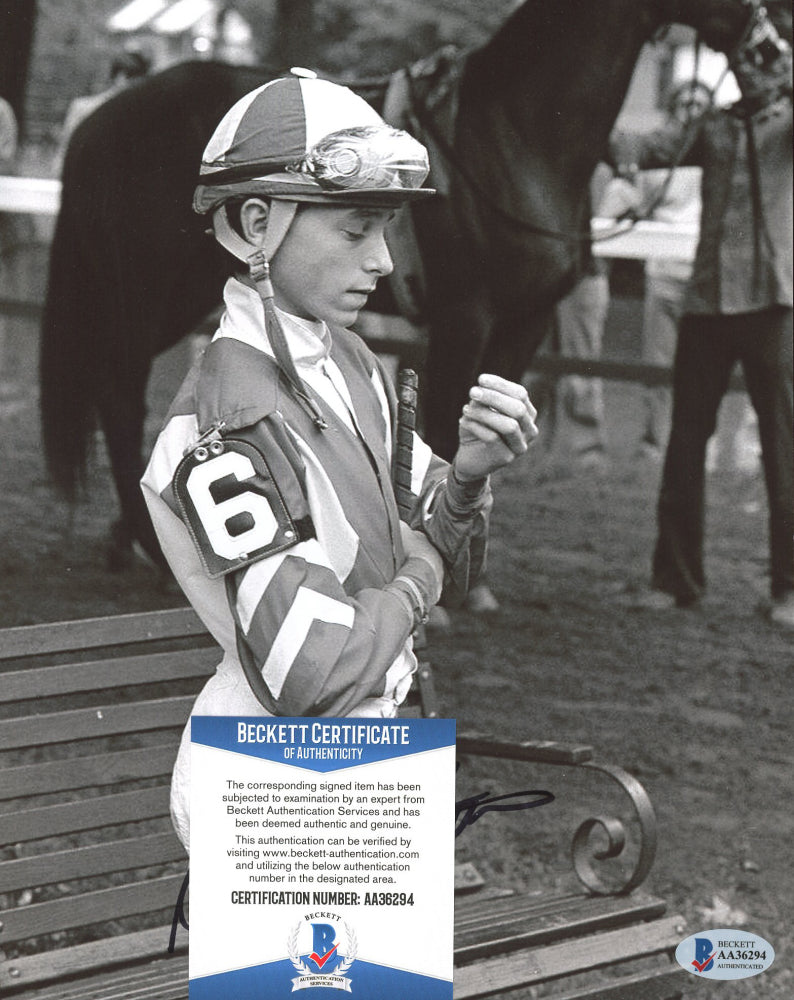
[455,788,554,837]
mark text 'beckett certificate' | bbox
[188,716,456,998]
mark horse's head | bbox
[659,0,792,109]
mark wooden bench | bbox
[452,732,687,999]
[0,608,687,999]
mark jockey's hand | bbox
[453,374,538,482]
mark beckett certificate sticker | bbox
[188,716,456,998]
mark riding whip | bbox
[393,367,435,698]
[393,368,418,521]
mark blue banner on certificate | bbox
[189,717,456,998]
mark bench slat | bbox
[18,965,189,1000]
[0,647,217,704]
[1,745,178,800]
[1,832,185,893]
[455,892,668,963]
[0,873,186,943]
[3,942,188,1000]
[457,731,594,765]
[1,786,170,844]
[531,966,686,1000]
[452,915,685,999]
[455,888,665,929]
[456,889,585,928]
[0,958,687,1000]
[0,607,205,661]
[3,951,687,1000]
[0,696,194,751]
[2,908,685,998]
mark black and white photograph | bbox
[1,1,791,997]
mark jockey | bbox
[141,74,538,849]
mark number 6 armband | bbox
[172,436,312,578]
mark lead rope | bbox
[620,34,713,226]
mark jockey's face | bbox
[267,204,395,327]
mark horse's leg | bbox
[93,357,168,574]
[481,305,561,440]
[480,302,556,383]
[458,307,557,616]
[423,291,493,461]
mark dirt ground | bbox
[0,294,792,998]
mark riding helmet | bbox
[193,75,434,214]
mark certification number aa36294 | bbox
[364,892,415,906]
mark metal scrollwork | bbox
[455,732,659,897]
[570,761,658,895]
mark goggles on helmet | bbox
[194,128,434,214]
[295,126,429,194]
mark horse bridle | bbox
[729,0,789,71]
[401,0,782,247]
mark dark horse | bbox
[40,0,762,571]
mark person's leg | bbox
[651,314,736,604]
[640,273,684,453]
[737,307,794,605]
[552,272,609,463]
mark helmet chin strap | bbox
[212,200,328,430]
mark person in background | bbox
[634,82,711,460]
[0,95,18,173]
[612,20,793,628]
[0,96,25,402]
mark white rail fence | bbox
[1,176,747,391]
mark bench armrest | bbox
[456,730,657,895]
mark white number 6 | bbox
[186,451,278,559]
